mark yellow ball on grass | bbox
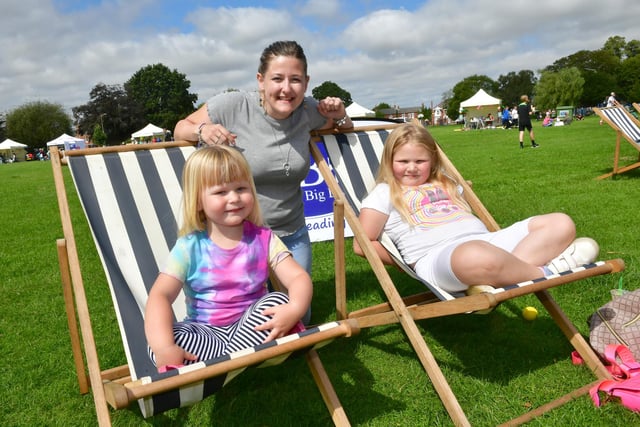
[522,306,538,321]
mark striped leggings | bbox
[149,291,289,365]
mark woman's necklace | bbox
[262,95,293,176]
[272,127,293,176]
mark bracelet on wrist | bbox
[197,123,206,145]
[334,114,349,127]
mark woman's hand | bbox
[197,123,237,146]
[317,96,347,120]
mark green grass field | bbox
[1,115,638,426]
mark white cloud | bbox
[1,0,639,114]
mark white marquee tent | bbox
[460,89,502,121]
[132,123,164,139]
[0,138,28,161]
[46,133,86,148]
[346,101,375,118]
[0,138,28,150]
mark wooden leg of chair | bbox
[402,319,471,427]
[497,380,599,427]
[305,349,350,427]
[536,290,611,380]
[334,201,347,320]
[613,134,621,176]
[344,199,470,426]
[56,239,90,394]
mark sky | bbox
[1,0,640,116]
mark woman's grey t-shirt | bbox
[206,91,327,236]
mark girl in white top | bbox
[354,123,597,293]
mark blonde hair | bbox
[376,123,470,224]
[520,94,530,103]
[179,145,262,236]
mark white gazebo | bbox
[0,138,28,150]
[47,133,86,150]
[460,89,502,120]
[0,138,28,161]
[346,102,375,118]
[131,123,165,142]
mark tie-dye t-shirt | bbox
[361,182,487,264]
[162,221,290,326]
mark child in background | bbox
[145,145,312,371]
[354,123,599,294]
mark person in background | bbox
[600,92,619,125]
[174,41,352,324]
[145,145,311,371]
[517,95,539,149]
[501,106,512,129]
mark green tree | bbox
[124,63,198,131]
[6,101,72,149]
[497,70,537,107]
[533,67,584,111]
[311,81,352,106]
[372,102,391,118]
[92,123,107,146]
[545,47,620,106]
[618,54,640,103]
[73,83,144,145]
[624,39,640,58]
[0,113,5,141]
[603,35,627,60]
[447,75,498,121]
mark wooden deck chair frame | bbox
[309,122,625,426]
[593,105,640,179]
[50,142,359,426]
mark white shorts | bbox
[413,218,532,293]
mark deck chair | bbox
[50,142,359,426]
[633,102,640,116]
[593,105,640,179]
[309,122,625,426]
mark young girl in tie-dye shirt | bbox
[354,123,598,294]
[145,145,311,371]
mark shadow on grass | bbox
[118,336,403,426]
[316,268,589,388]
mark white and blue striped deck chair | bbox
[50,142,358,427]
[310,121,625,426]
[594,105,640,179]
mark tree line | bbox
[439,36,639,118]
[1,36,637,149]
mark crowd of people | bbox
[0,148,49,163]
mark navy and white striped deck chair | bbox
[50,142,358,426]
[594,105,640,179]
[310,121,625,426]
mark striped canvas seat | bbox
[51,142,357,426]
[594,105,640,179]
[309,121,625,426]
[317,126,615,301]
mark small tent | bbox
[346,102,375,118]
[0,138,28,150]
[131,123,165,141]
[460,89,501,121]
[46,133,86,150]
[0,138,28,161]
